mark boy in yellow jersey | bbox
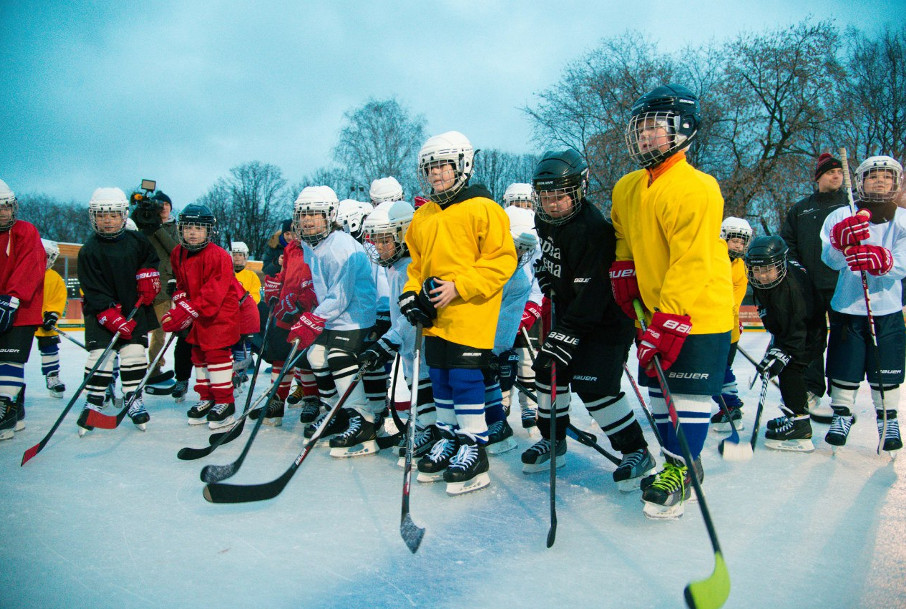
[610,84,734,519]
[230,241,261,389]
[399,130,517,495]
[36,239,68,401]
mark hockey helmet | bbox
[720,217,754,259]
[532,148,589,225]
[361,199,414,267]
[505,205,538,268]
[42,238,60,269]
[293,186,339,246]
[89,187,130,238]
[503,183,534,209]
[855,156,903,204]
[178,203,218,252]
[417,131,475,205]
[369,177,404,204]
[0,178,17,232]
[336,199,374,242]
[625,84,700,168]
[745,235,788,289]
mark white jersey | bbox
[494,265,532,355]
[382,256,429,380]
[303,230,377,331]
[524,244,543,306]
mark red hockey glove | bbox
[636,311,692,376]
[97,305,136,340]
[135,267,161,307]
[609,260,642,320]
[288,312,325,348]
[263,276,282,307]
[161,297,199,332]
[845,244,894,276]
[274,293,302,324]
[298,278,318,312]
[519,301,542,333]
[830,210,871,252]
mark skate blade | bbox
[188,418,209,426]
[262,417,283,427]
[486,437,517,455]
[175,395,186,403]
[764,438,815,452]
[15,421,25,432]
[643,500,684,520]
[886,449,900,460]
[446,472,491,495]
[616,467,656,493]
[134,422,147,432]
[522,456,566,474]
[49,391,64,399]
[0,429,14,441]
[208,416,235,430]
[711,421,745,433]
[416,471,445,483]
[329,440,379,458]
[77,427,90,437]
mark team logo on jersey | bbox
[668,371,710,380]
[573,375,597,382]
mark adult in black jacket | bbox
[522,149,653,490]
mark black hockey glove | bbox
[497,349,520,392]
[42,311,60,331]
[533,258,552,297]
[533,327,580,373]
[166,279,177,297]
[359,337,398,371]
[398,278,438,328]
[759,347,790,379]
[0,295,19,334]
[373,310,392,337]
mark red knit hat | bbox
[815,153,842,181]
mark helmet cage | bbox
[178,218,217,252]
[626,110,695,168]
[0,198,17,232]
[417,133,475,205]
[89,193,129,238]
[855,156,904,204]
[532,178,585,226]
[293,205,335,246]
[745,236,789,289]
[512,233,538,269]
[42,239,60,269]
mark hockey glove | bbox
[274,293,303,325]
[497,349,520,392]
[42,311,60,331]
[161,296,199,333]
[263,275,282,307]
[398,280,437,328]
[533,258,552,297]
[519,301,542,333]
[288,312,325,349]
[166,279,177,297]
[97,305,136,340]
[0,295,19,334]
[844,244,894,276]
[830,210,871,252]
[135,267,161,307]
[359,337,398,371]
[373,310,392,337]
[636,311,692,376]
[298,279,318,312]
[533,327,580,372]
[759,347,790,379]
[609,260,643,320]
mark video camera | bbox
[130,178,162,231]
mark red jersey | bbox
[272,241,316,330]
[0,220,45,326]
[170,243,240,350]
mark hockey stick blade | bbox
[684,551,731,609]
[177,420,245,461]
[718,438,753,462]
[400,513,425,554]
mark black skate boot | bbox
[765,413,814,452]
[642,456,692,519]
[207,402,236,430]
[0,396,15,441]
[187,400,213,425]
[171,380,189,403]
[444,435,491,495]
[710,404,744,432]
[329,411,380,457]
[521,406,537,429]
[14,388,25,432]
[641,455,703,492]
[485,419,516,455]
[298,396,322,424]
[521,436,567,474]
[304,407,350,441]
[766,405,794,431]
[250,397,284,426]
[877,411,902,455]
[613,447,657,492]
[397,424,440,467]
[285,384,305,406]
[46,372,65,399]
[126,393,150,431]
[77,396,106,437]
[417,427,459,483]
[825,407,855,449]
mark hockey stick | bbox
[716,394,742,444]
[719,370,769,462]
[547,298,559,549]
[736,345,780,390]
[400,326,425,553]
[21,308,138,465]
[840,148,888,454]
[177,384,274,460]
[55,327,87,350]
[623,363,665,448]
[633,300,730,609]
[199,339,303,484]
[80,332,178,429]
[203,368,366,504]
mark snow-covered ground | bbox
[2,330,905,609]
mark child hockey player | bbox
[289,186,379,457]
[37,239,68,399]
[820,155,906,454]
[611,85,734,517]
[527,148,654,491]
[710,217,753,431]
[0,178,45,440]
[370,176,404,205]
[502,182,535,210]
[399,130,517,494]
[76,187,159,434]
[745,236,827,451]
[164,204,241,429]
[231,241,261,389]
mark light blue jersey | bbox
[494,266,532,355]
[303,230,377,330]
[383,256,428,379]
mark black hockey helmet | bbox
[625,84,700,168]
[178,203,218,251]
[532,148,589,225]
[745,235,788,289]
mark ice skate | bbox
[206,402,236,430]
[765,413,814,452]
[329,412,379,458]
[807,391,834,424]
[304,407,350,442]
[417,429,459,482]
[126,393,150,431]
[485,419,517,455]
[0,396,15,441]
[642,459,691,520]
[444,437,490,495]
[298,396,322,424]
[521,406,537,429]
[710,405,744,432]
[14,393,25,432]
[250,397,283,426]
[77,403,100,437]
[397,424,439,467]
[825,408,855,452]
[521,437,566,474]
[171,380,189,403]
[187,400,213,425]
[613,447,656,492]
[285,384,305,406]
[877,411,902,457]
[766,405,793,432]
[46,372,65,399]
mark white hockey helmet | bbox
[41,238,60,269]
[503,183,534,208]
[505,206,538,268]
[0,178,18,231]
[720,216,753,259]
[417,131,475,205]
[336,199,374,242]
[88,187,129,237]
[293,186,339,246]
[230,241,250,256]
[855,155,903,203]
[361,199,414,267]
[369,177,404,204]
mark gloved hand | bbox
[845,244,893,276]
[274,293,302,324]
[609,260,642,320]
[398,279,438,328]
[519,301,542,334]
[288,312,325,348]
[359,337,397,371]
[42,311,60,331]
[636,311,692,375]
[373,310,392,336]
[135,267,161,306]
[533,327,580,372]
[97,305,136,340]
[759,347,790,379]
[166,279,177,296]
[263,276,282,306]
[0,295,19,334]
[161,296,199,332]
[533,258,552,297]
[497,349,520,392]
[298,279,318,311]
[830,210,871,252]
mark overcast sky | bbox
[0,0,900,208]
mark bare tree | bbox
[471,149,539,204]
[17,194,93,243]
